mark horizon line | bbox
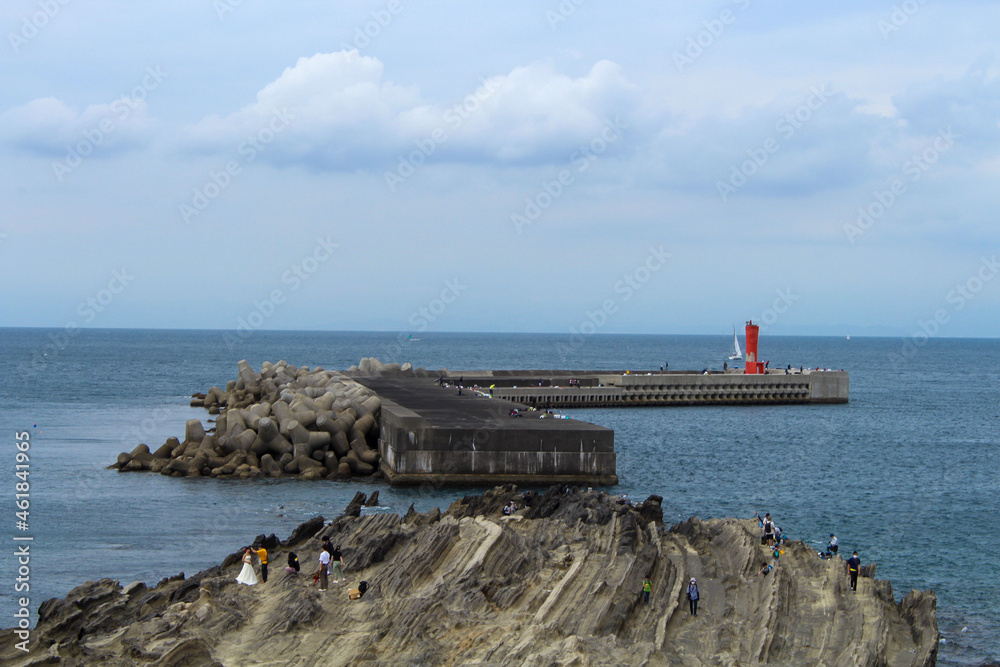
[1,325,997,341]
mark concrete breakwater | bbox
[111,360,846,485]
[358,375,617,486]
[110,359,428,480]
[0,486,939,666]
[435,368,850,408]
[110,357,619,486]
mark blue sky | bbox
[2,1,998,337]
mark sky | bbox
[2,0,999,338]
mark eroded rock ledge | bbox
[0,487,938,666]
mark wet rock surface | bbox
[1,487,938,666]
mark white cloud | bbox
[0,97,157,158]
[179,51,640,170]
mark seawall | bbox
[439,368,849,408]
[356,376,617,486]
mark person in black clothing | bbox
[847,551,861,591]
[285,552,300,574]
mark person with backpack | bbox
[686,578,700,615]
[762,513,775,546]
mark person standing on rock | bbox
[317,546,331,591]
[827,534,839,557]
[330,545,345,584]
[642,577,652,604]
[762,514,775,546]
[847,551,861,592]
[253,544,268,583]
[686,578,700,615]
[236,547,259,586]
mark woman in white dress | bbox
[236,547,259,586]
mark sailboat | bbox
[728,325,743,360]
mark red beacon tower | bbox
[744,321,765,374]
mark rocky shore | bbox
[110,358,429,480]
[1,487,939,666]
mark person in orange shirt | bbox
[253,544,269,583]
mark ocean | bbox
[0,328,997,665]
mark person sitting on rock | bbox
[827,534,839,557]
[759,562,772,576]
[349,580,369,600]
[285,552,300,575]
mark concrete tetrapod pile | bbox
[110,358,425,480]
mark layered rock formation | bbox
[0,487,938,666]
[110,358,429,480]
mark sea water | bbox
[0,328,996,665]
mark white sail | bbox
[729,325,743,360]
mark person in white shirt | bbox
[317,547,331,591]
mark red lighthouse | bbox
[744,321,765,374]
